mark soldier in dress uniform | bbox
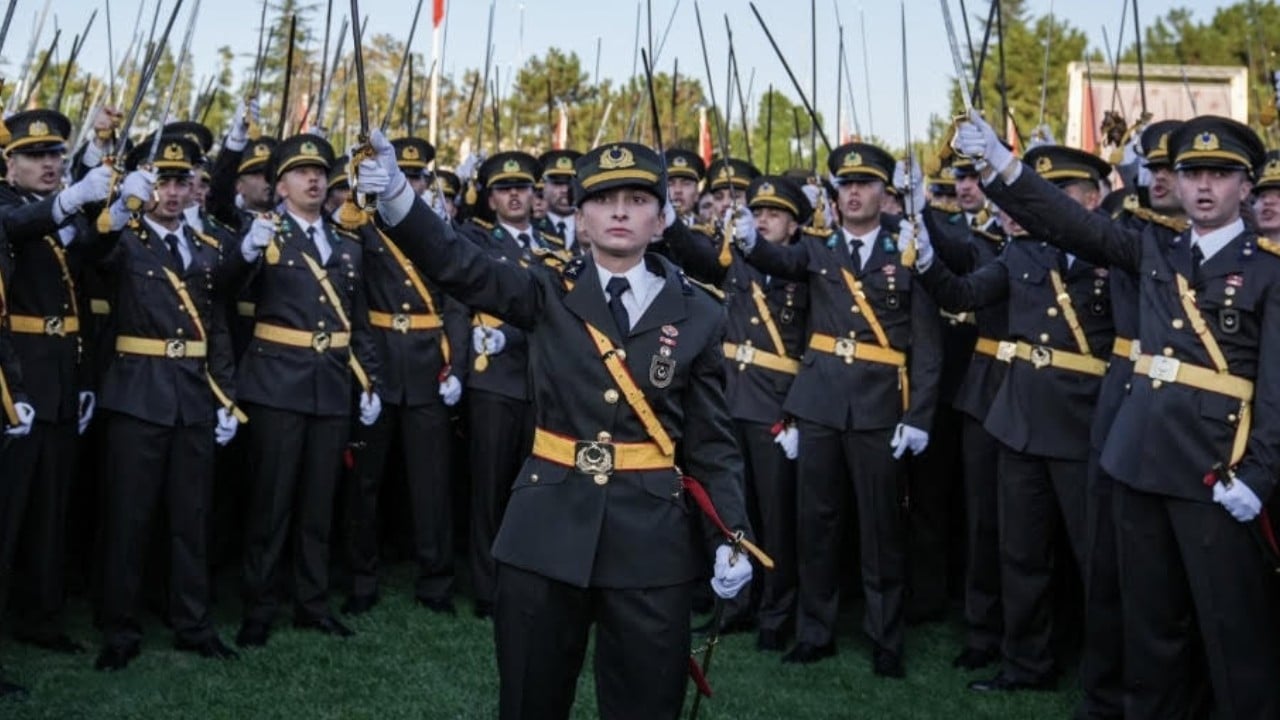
[325,155,351,220]
[229,134,383,647]
[1253,149,1280,242]
[355,132,754,720]
[915,144,1116,693]
[459,150,569,619]
[0,110,114,657]
[208,100,276,234]
[955,112,1280,718]
[740,142,943,677]
[918,155,1010,670]
[536,149,582,254]
[665,149,707,227]
[339,160,469,616]
[91,136,241,671]
[706,158,760,221]
[428,169,461,221]
[392,136,435,196]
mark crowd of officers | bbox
[0,91,1278,720]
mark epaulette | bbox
[679,271,726,301]
[541,232,566,248]
[973,226,1004,243]
[469,217,495,232]
[1122,198,1190,233]
[1257,237,1280,259]
[929,199,961,215]
[193,229,220,249]
[689,223,718,237]
[531,246,571,266]
[801,225,835,238]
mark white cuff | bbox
[81,141,104,168]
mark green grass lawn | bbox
[1,565,1079,719]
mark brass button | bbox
[402,303,412,311]
[404,280,413,287]
[603,389,620,404]
[1228,413,1239,423]
[176,328,185,336]
[1039,333,1050,343]
[1022,272,1029,280]
[319,295,327,303]
[597,431,612,442]
[819,268,828,275]
[1163,347,1174,356]
[615,349,626,360]
[318,321,326,329]
[1151,379,1163,389]
[1225,298,1234,307]
[1225,286,1237,296]
[851,305,861,314]
[1046,307,1059,317]
[1172,319,1184,329]
[750,317,760,325]
[530,474,539,483]
[594,474,609,486]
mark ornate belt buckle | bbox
[1148,355,1181,383]
[834,337,857,364]
[734,343,756,365]
[164,339,187,359]
[391,313,411,333]
[1030,345,1052,369]
[574,439,616,485]
[43,316,65,336]
[996,341,1017,363]
[311,331,332,352]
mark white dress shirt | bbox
[595,259,663,330]
[143,216,191,268]
[547,211,576,249]
[1191,218,1246,264]
[843,227,879,271]
[288,212,330,264]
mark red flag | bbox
[1081,74,1099,154]
[699,107,712,165]
[433,0,445,27]
[1006,111,1021,157]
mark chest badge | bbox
[649,354,676,388]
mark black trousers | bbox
[345,400,455,601]
[907,404,964,619]
[1115,482,1280,719]
[730,419,796,633]
[468,390,533,606]
[494,562,693,720]
[241,404,349,624]
[996,449,1087,683]
[1077,451,1123,719]
[961,415,1002,653]
[794,421,906,655]
[99,413,215,648]
[0,418,76,640]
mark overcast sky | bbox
[36,0,1218,148]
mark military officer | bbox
[706,158,760,221]
[229,134,382,647]
[1253,149,1280,242]
[665,149,707,226]
[740,142,942,677]
[956,112,1280,718]
[392,136,435,196]
[92,136,241,671]
[325,155,351,220]
[208,99,276,234]
[427,169,461,221]
[536,149,582,253]
[459,150,568,619]
[0,110,114,656]
[356,132,753,720]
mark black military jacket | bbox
[383,199,749,590]
[986,167,1280,502]
[226,212,380,417]
[96,220,234,426]
[743,224,943,433]
[0,231,27,406]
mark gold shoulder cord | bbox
[749,281,788,357]
[837,267,909,409]
[1174,273,1247,464]
[373,228,451,366]
[297,250,371,393]
[1048,269,1092,356]
[159,266,249,423]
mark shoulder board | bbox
[930,199,961,215]
[469,217,495,231]
[1126,204,1190,233]
[332,226,362,242]
[801,225,835,238]
[973,226,1004,243]
[531,246,571,266]
[541,233,566,247]
[689,223,718,237]
[193,229,220,249]
[679,271,726,300]
[1257,237,1280,259]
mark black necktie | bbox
[307,226,321,256]
[517,232,532,249]
[556,221,566,237]
[606,276,631,337]
[1191,241,1205,285]
[164,233,184,269]
[849,238,864,269]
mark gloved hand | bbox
[358,391,382,427]
[119,169,157,209]
[889,422,929,459]
[471,326,506,356]
[1028,123,1056,149]
[214,407,239,446]
[57,165,113,217]
[1212,478,1263,522]
[456,151,486,184]
[357,159,391,195]
[367,129,413,225]
[4,402,35,437]
[801,183,822,211]
[773,424,799,460]
[954,109,1014,174]
[728,206,756,242]
[901,217,933,271]
[423,187,450,221]
[1121,133,1143,167]
[225,97,260,151]
[710,544,753,599]
[893,157,926,214]
[438,375,462,407]
[662,200,677,229]
[240,214,275,262]
[77,391,96,435]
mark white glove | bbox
[77,391,96,435]
[4,402,35,437]
[1136,165,1153,189]
[57,165,113,216]
[423,187,450,221]
[889,423,929,459]
[471,326,506,356]
[310,124,328,140]
[893,157,925,214]
[214,407,239,446]
[1028,123,1056,149]
[225,97,260,151]
[439,375,462,407]
[728,206,756,243]
[801,183,822,210]
[240,214,276,262]
[119,169,156,208]
[773,425,799,460]
[662,200,677,229]
[902,217,933,271]
[357,159,391,195]
[955,109,1014,174]
[1121,133,1142,167]
[456,151,485,184]
[1212,479,1263,523]
[358,391,382,427]
[710,544,753,599]
[367,129,413,225]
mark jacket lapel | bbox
[1199,231,1250,283]
[562,260,627,346]
[629,256,688,338]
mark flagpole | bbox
[428,0,445,148]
